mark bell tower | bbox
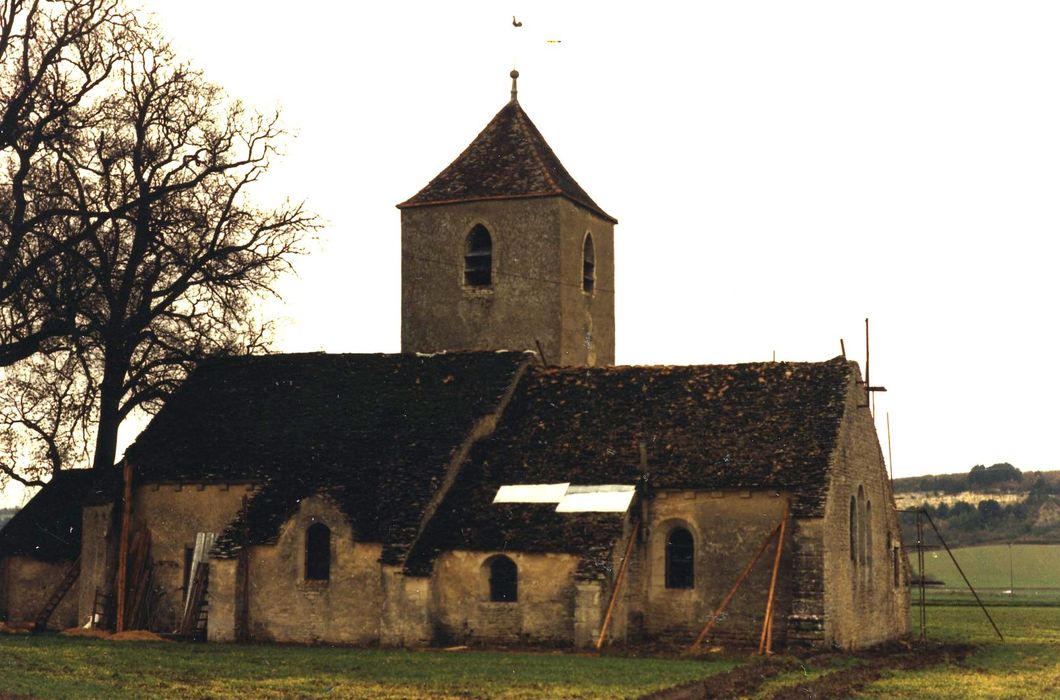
[397,72,616,366]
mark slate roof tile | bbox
[404,358,853,578]
[0,469,117,562]
[397,99,616,223]
[121,352,531,561]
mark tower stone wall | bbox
[401,197,614,366]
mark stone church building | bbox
[0,73,908,650]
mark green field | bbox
[0,635,737,699]
[860,606,1060,699]
[1,604,1057,698]
[917,543,1060,602]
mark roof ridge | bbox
[513,104,562,195]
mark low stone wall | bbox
[0,556,79,630]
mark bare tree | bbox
[0,0,135,366]
[0,347,96,486]
[71,36,314,471]
[0,10,315,483]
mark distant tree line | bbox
[893,463,1060,497]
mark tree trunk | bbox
[92,349,127,471]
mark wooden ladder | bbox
[33,556,81,631]
[179,563,209,639]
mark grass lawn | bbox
[0,635,738,699]
[857,606,1060,699]
[920,543,1060,591]
[2,604,1057,698]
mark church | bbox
[0,72,908,650]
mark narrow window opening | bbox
[866,500,873,568]
[464,225,492,287]
[849,496,857,564]
[582,233,595,293]
[488,555,518,602]
[305,523,331,581]
[893,545,901,588]
[857,486,867,566]
[665,527,694,589]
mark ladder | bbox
[33,556,81,631]
[179,563,209,639]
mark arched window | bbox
[582,233,595,293]
[849,496,857,563]
[857,486,867,565]
[866,500,873,567]
[464,225,492,287]
[305,523,331,581]
[665,527,694,589]
[488,555,517,602]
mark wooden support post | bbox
[758,499,790,655]
[595,522,639,650]
[688,521,781,653]
[114,459,133,633]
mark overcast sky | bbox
[4,1,1059,507]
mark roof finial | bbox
[510,69,519,104]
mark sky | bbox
[4,1,1060,507]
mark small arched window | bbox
[849,496,857,563]
[866,500,873,567]
[857,486,867,565]
[665,527,694,589]
[305,523,331,581]
[464,225,492,287]
[488,555,517,602]
[582,233,595,293]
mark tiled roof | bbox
[397,99,617,224]
[120,352,531,562]
[405,358,853,578]
[0,469,116,562]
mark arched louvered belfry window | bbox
[464,224,493,287]
[488,555,518,602]
[305,523,331,581]
[849,496,858,564]
[665,526,694,589]
[582,233,595,293]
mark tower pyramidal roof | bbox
[398,71,616,223]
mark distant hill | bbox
[894,464,1060,547]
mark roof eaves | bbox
[397,192,619,225]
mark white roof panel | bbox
[555,485,636,513]
[493,483,570,504]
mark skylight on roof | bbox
[555,485,636,513]
[493,483,570,503]
[492,483,635,512]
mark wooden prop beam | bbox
[595,522,639,650]
[688,521,782,653]
[114,459,133,633]
[758,498,790,655]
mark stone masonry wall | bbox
[133,483,253,632]
[401,197,615,367]
[77,503,115,628]
[821,367,910,649]
[241,495,385,644]
[634,490,793,647]
[0,556,79,629]
[430,550,581,644]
